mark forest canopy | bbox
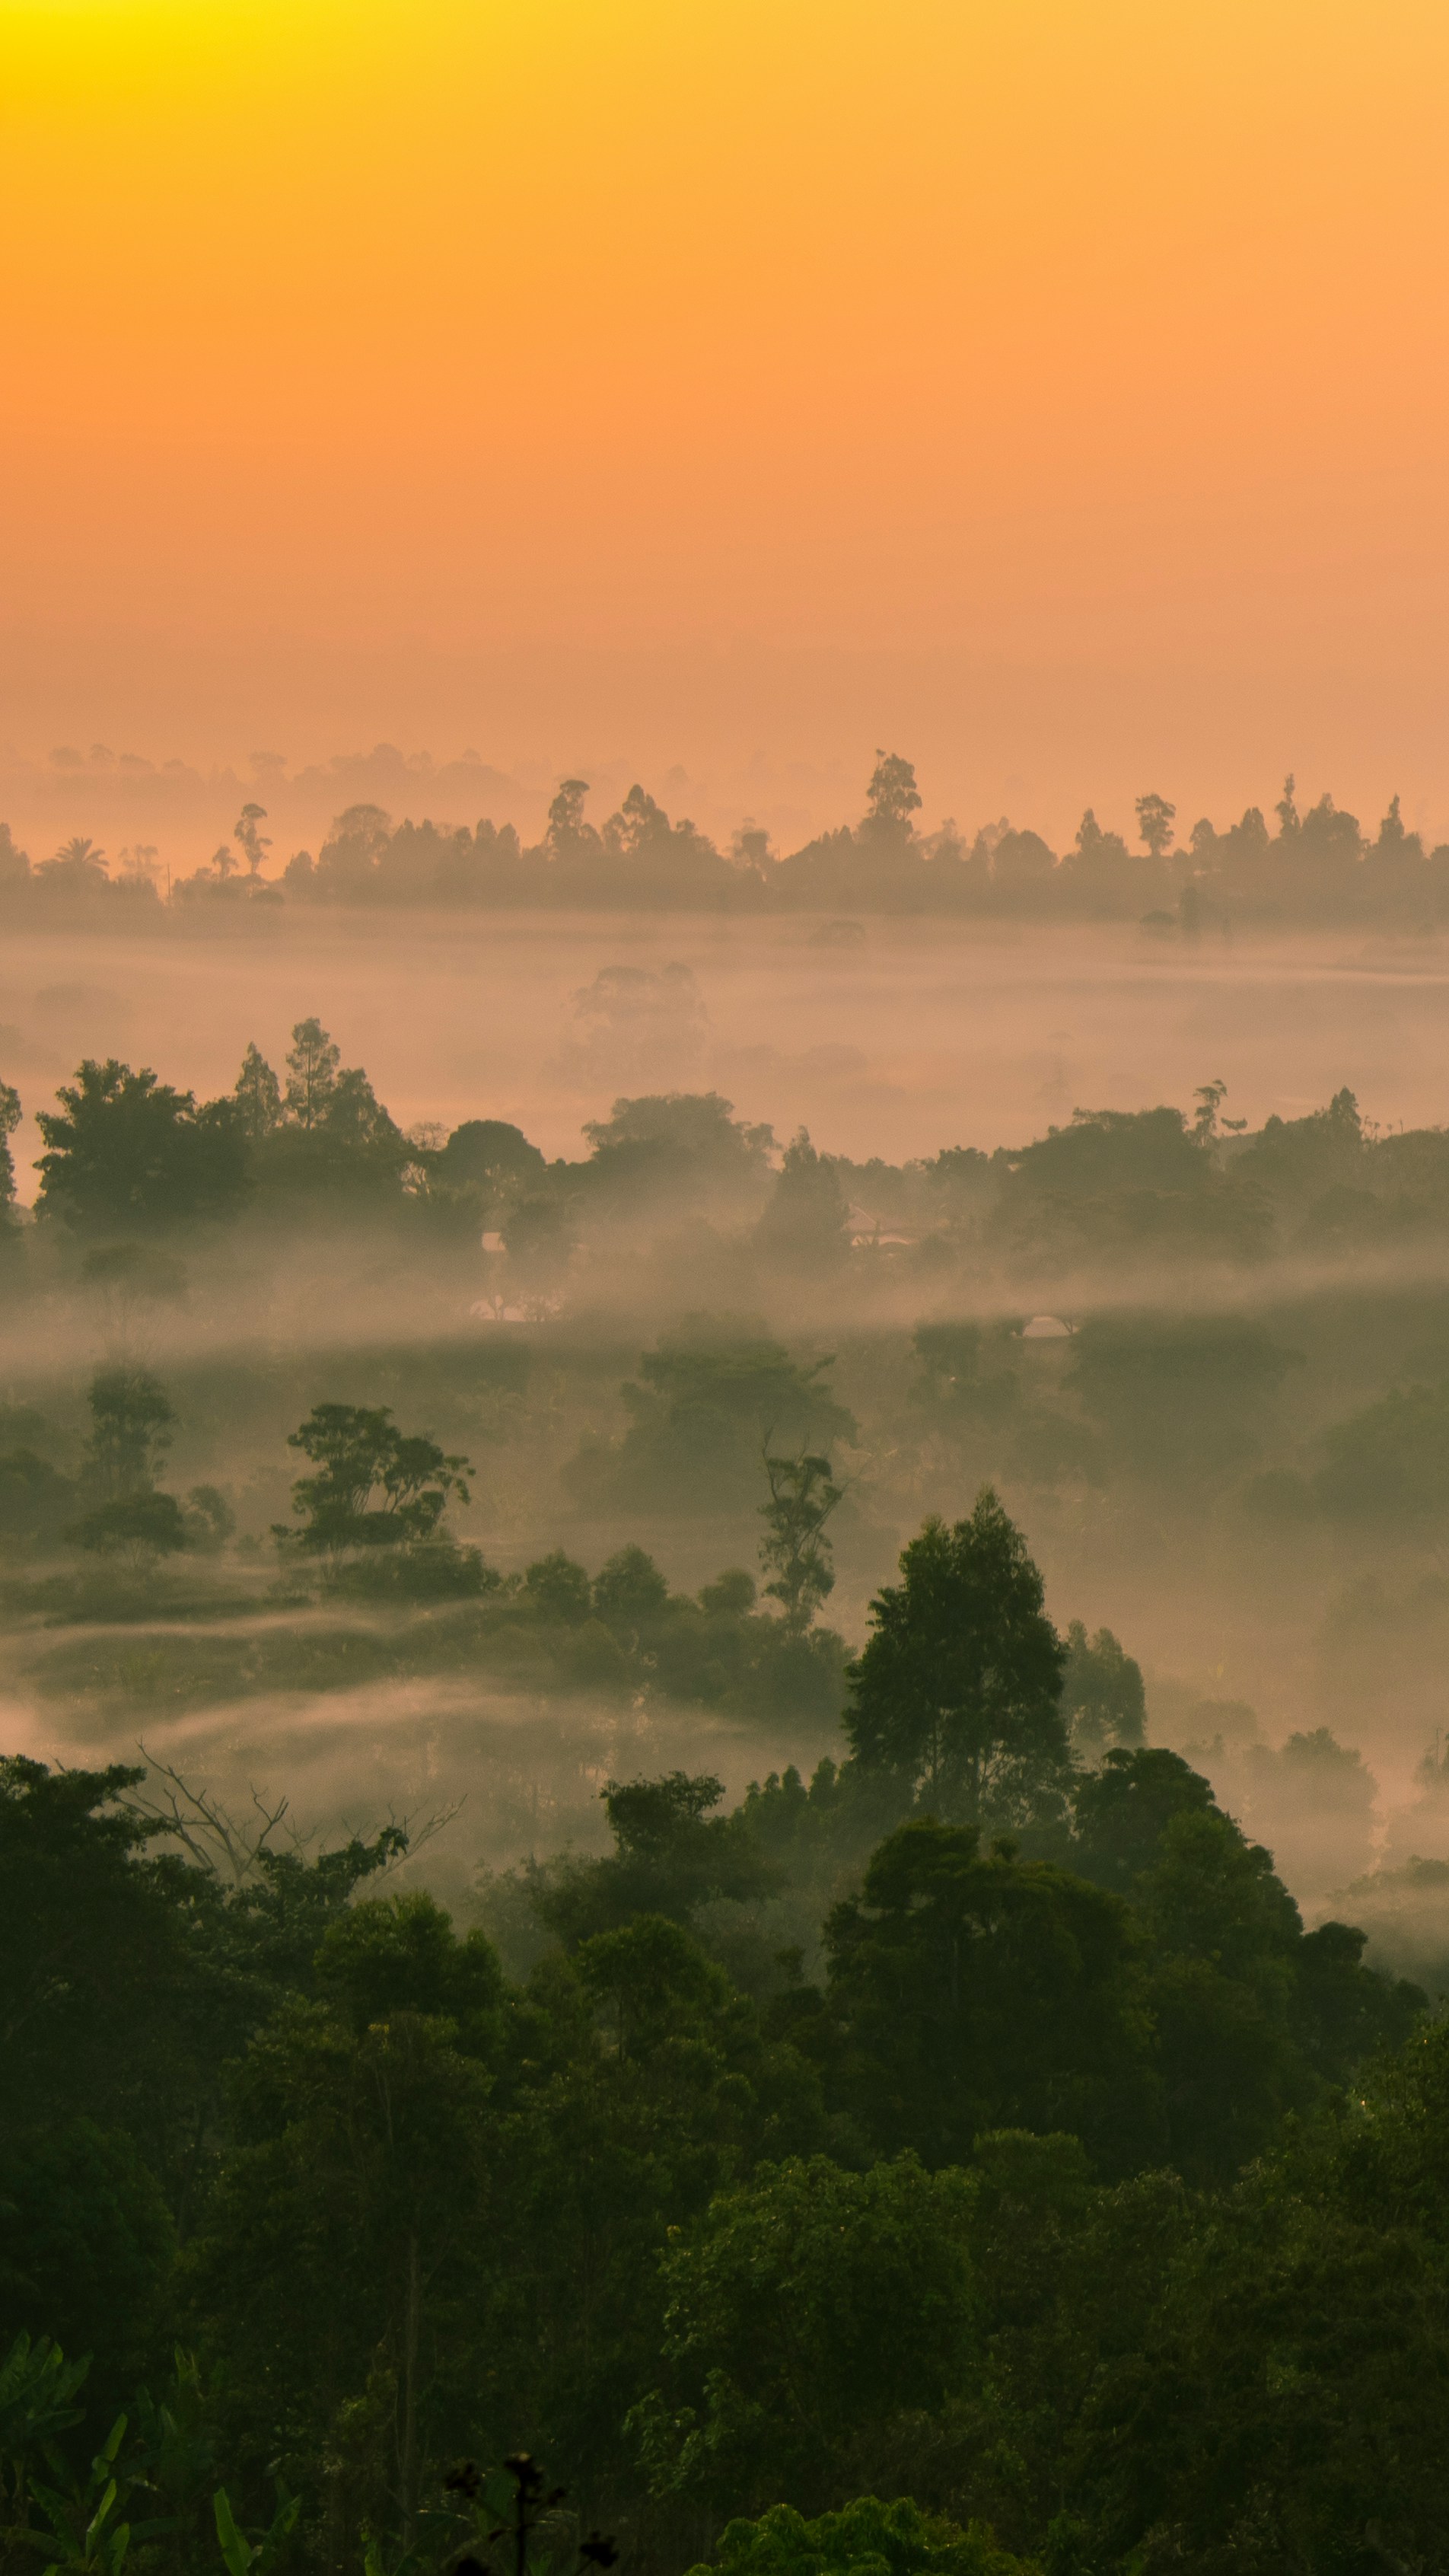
[2,759,1445,925]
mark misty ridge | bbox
[6,1002,1449,1956]
[8,997,1449,2576]
[5,751,1449,929]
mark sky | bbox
[3,0,1448,840]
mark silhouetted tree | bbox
[34,1062,247,1229]
[755,1129,851,1268]
[522,1549,593,1623]
[861,751,922,841]
[81,1366,175,1501]
[37,837,108,890]
[1135,792,1176,859]
[546,778,597,859]
[233,802,271,878]
[759,1451,842,1634]
[68,1366,189,1567]
[282,1018,341,1128]
[592,1544,670,1630]
[275,1404,472,1557]
[824,1818,1161,2173]
[232,1042,282,1139]
[846,1490,1068,1821]
[0,1078,20,1211]
[1060,1622,1146,1757]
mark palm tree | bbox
[40,836,107,883]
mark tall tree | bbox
[754,1130,851,1269]
[282,1019,341,1128]
[275,1403,472,1557]
[861,751,922,841]
[233,802,271,878]
[1059,1622,1145,1757]
[823,1818,1161,2174]
[633,2152,978,2517]
[233,1042,282,1139]
[0,1077,21,1212]
[37,837,108,889]
[68,1366,188,1567]
[81,1366,175,1500]
[34,1061,247,1229]
[759,1451,842,1634]
[545,777,597,859]
[1134,792,1176,860]
[845,1490,1068,1822]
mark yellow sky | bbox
[3,0,1447,829]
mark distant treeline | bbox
[2,755,1444,924]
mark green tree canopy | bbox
[823,1819,1160,2176]
[276,1403,472,1556]
[760,1451,842,1635]
[690,2494,1033,2576]
[755,1131,852,1270]
[1059,1621,1146,1755]
[34,1061,247,1230]
[846,1492,1068,1822]
[635,2153,976,2517]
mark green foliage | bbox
[0,1756,195,2157]
[330,1535,497,1602]
[759,1452,842,1635]
[0,2122,174,2405]
[80,1366,174,1500]
[0,1443,77,1552]
[0,2332,90,2529]
[1059,1622,1145,1755]
[1071,2029,1449,2573]
[846,1494,1068,1822]
[27,2409,136,2573]
[0,1076,21,1210]
[1067,1316,1297,1480]
[1069,1748,1218,1894]
[69,1490,189,1567]
[277,1402,473,1556]
[572,1322,855,1515]
[282,1018,340,1127]
[591,1544,670,1628]
[34,1061,247,1230]
[232,1043,282,1140]
[755,1132,852,1270]
[581,1094,774,1207]
[533,1773,776,1947]
[1316,1374,1449,1521]
[635,2155,977,2515]
[822,1822,1160,2177]
[522,1550,593,1624]
[212,2482,301,2573]
[690,2494,1033,2576]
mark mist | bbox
[7,837,1449,2012]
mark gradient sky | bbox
[4,0,1448,836]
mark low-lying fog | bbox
[6,905,1449,1991]
[5,910,1449,1185]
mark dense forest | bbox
[5,1013,1449,2570]
[2,754,1445,924]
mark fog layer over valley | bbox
[5,897,1449,1997]
[11,869,1449,2576]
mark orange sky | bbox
[3,0,1448,840]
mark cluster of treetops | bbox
[0,1363,858,1723]
[2,754,1444,923]
[4,1010,1445,1287]
[0,1487,1438,2576]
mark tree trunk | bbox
[400,2228,422,2549]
